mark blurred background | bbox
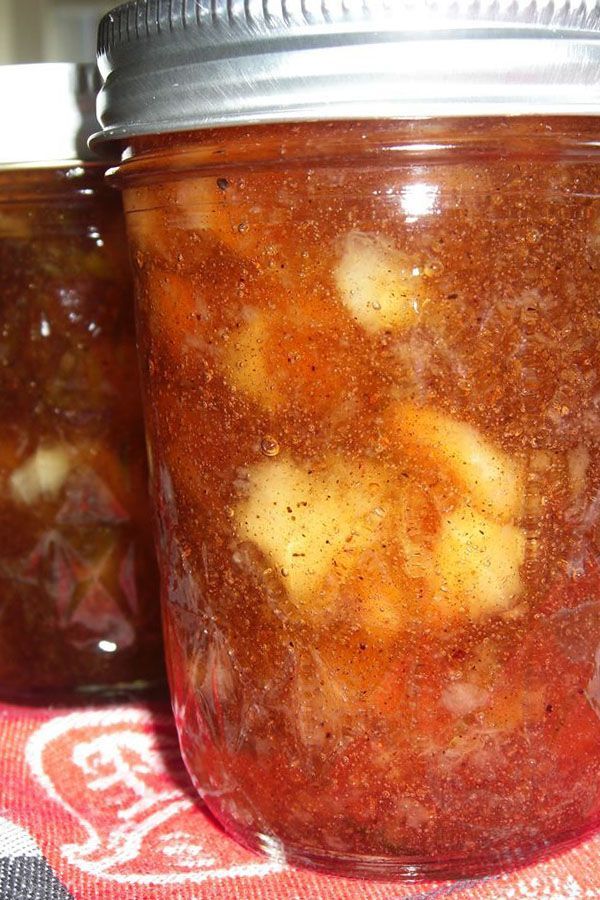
[0,0,113,64]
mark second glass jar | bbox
[0,63,163,696]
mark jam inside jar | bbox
[119,118,600,877]
[0,164,163,697]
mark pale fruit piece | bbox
[223,311,281,411]
[334,231,426,334]
[9,444,72,505]
[524,449,566,517]
[389,403,525,522]
[433,504,526,620]
[125,208,162,257]
[568,444,589,502]
[322,477,443,640]
[235,456,385,618]
[146,270,210,360]
[441,682,490,717]
[172,177,262,257]
[396,481,440,580]
[123,185,166,257]
[172,178,221,232]
[221,297,353,416]
[125,178,258,260]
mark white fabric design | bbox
[25,708,284,885]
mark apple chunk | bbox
[235,456,385,618]
[334,231,427,334]
[388,403,525,523]
[9,444,73,505]
[222,311,281,411]
[433,504,526,620]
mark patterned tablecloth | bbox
[1,699,598,900]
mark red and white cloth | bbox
[1,699,599,900]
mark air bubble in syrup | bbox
[260,435,280,457]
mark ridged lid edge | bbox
[94,0,600,145]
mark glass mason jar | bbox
[96,2,600,879]
[0,64,163,697]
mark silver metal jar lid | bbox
[0,63,104,167]
[95,0,600,145]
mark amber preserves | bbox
[120,119,600,877]
[0,166,163,695]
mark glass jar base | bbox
[209,813,600,882]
